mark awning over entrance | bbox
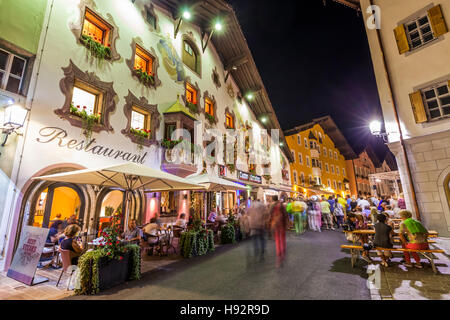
[33,163,204,191]
[186,174,246,192]
[33,163,205,227]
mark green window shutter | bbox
[428,4,448,37]
[409,91,428,124]
[394,24,410,54]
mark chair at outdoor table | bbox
[56,248,77,290]
[141,232,161,256]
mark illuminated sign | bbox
[249,174,262,184]
[238,171,249,181]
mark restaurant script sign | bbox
[7,226,49,285]
[36,127,148,163]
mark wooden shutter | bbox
[428,4,448,37]
[394,25,410,54]
[409,91,428,123]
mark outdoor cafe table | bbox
[344,229,438,245]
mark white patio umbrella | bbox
[186,173,246,221]
[33,163,205,227]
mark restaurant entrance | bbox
[31,183,85,228]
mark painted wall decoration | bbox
[157,34,185,83]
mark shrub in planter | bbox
[179,228,214,259]
[220,223,236,244]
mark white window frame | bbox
[336,166,340,176]
[327,179,331,188]
[333,180,337,190]
[291,150,295,162]
[300,172,305,184]
[297,135,301,145]
[0,48,26,94]
[306,156,310,167]
[422,81,450,121]
[325,163,329,173]
[293,170,298,185]
[331,164,335,174]
[334,151,338,160]
[405,14,435,51]
[304,138,308,149]
[323,147,327,157]
[298,152,303,164]
[329,149,333,159]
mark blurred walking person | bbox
[247,198,267,264]
[270,195,289,268]
[320,196,334,230]
[307,196,320,232]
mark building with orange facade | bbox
[284,116,356,198]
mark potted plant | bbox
[80,34,111,60]
[75,215,141,295]
[179,219,214,258]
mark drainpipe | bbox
[367,0,421,220]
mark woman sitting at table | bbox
[175,213,187,229]
[60,224,84,265]
[120,219,141,245]
[373,214,394,267]
[399,210,428,268]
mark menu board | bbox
[7,226,50,286]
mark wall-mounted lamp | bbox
[369,120,391,143]
[2,103,28,147]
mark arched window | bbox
[182,39,200,74]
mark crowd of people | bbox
[230,192,429,269]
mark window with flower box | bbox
[80,8,112,60]
[133,45,156,87]
[121,91,159,148]
[183,81,200,114]
[70,81,103,122]
[205,98,214,116]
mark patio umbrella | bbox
[186,173,246,221]
[33,163,205,227]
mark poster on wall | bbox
[7,226,50,286]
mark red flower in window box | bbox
[83,106,86,109]
[107,44,111,47]
[77,105,80,109]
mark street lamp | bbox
[369,120,382,135]
[2,104,28,147]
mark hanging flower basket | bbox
[131,128,150,151]
[134,68,155,86]
[205,113,217,125]
[70,104,100,141]
[186,101,199,114]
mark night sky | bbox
[228,0,389,160]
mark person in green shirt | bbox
[320,196,334,230]
[398,210,428,268]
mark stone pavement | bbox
[367,238,450,300]
[0,253,182,300]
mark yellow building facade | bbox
[284,117,356,198]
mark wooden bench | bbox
[341,244,444,274]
